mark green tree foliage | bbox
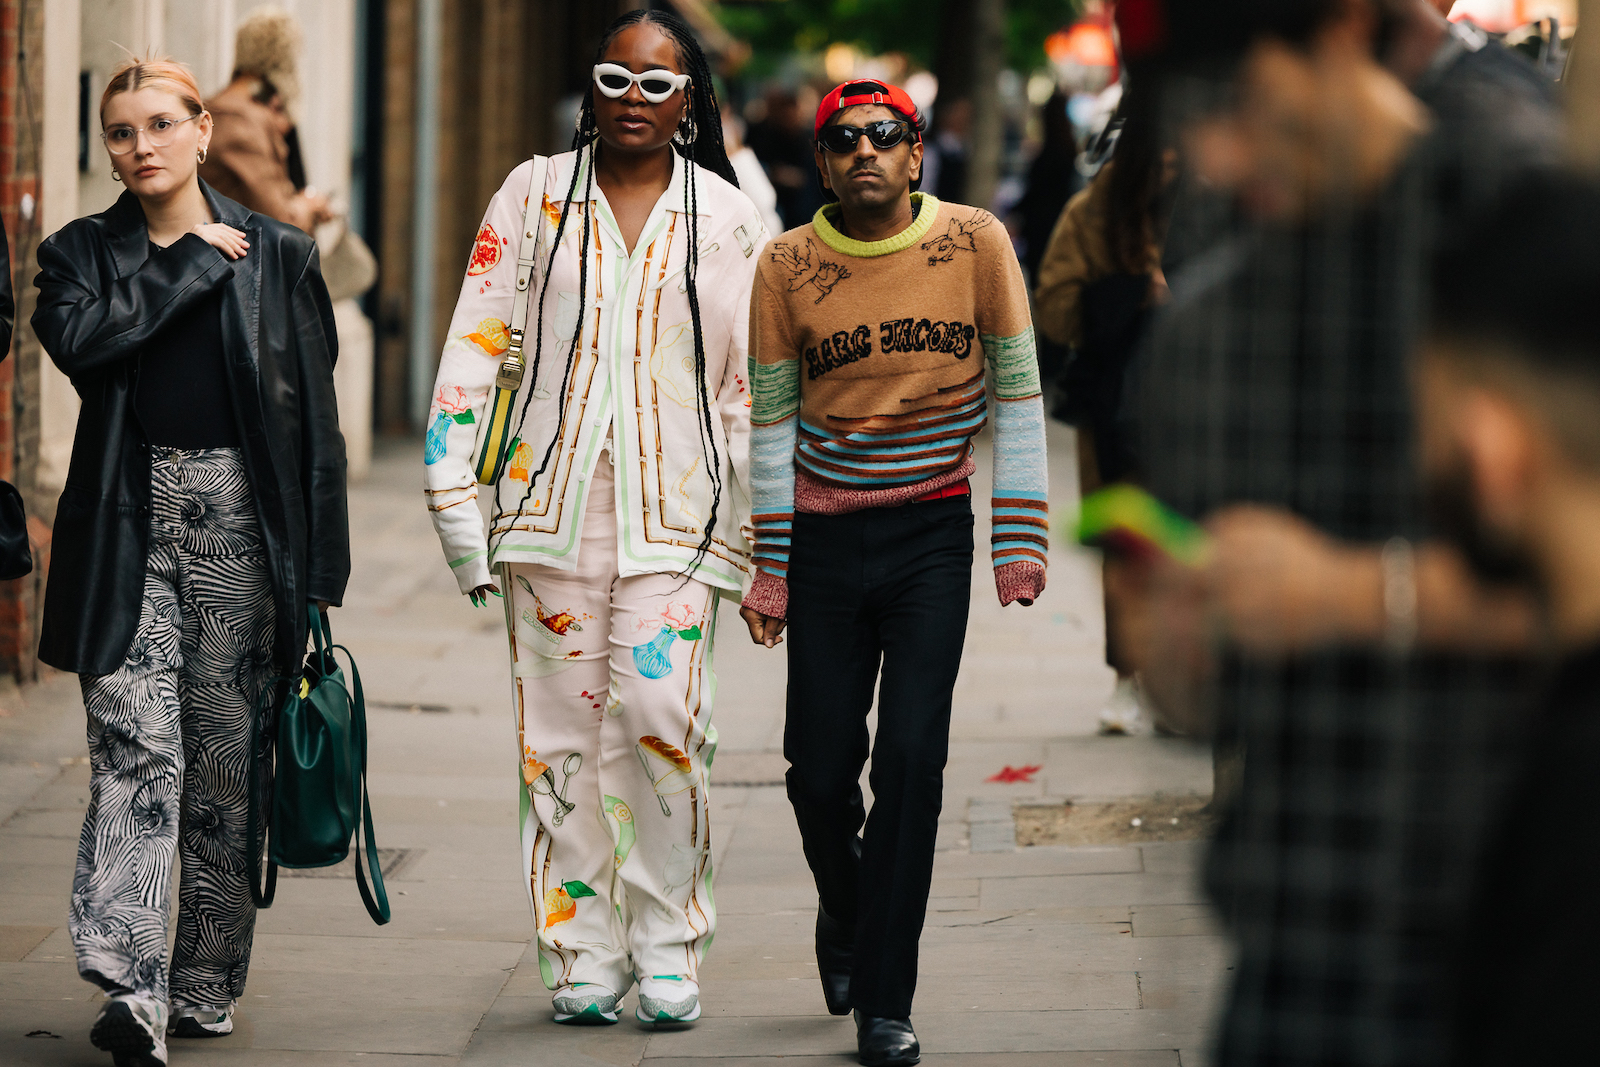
[716,0,1082,79]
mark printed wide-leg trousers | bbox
[70,448,278,1006]
[503,448,720,995]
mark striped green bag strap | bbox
[471,154,550,485]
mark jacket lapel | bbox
[103,191,150,278]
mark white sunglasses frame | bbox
[592,63,691,104]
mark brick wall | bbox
[0,0,49,682]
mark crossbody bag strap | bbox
[497,154,551,393]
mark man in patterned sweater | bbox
[738,80,1048,1067]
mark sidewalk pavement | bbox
[0,424,1228,1066]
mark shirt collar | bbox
[566,142,714,220]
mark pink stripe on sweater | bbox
[794,455,978,516]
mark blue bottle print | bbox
[425,410,452,465]
[633,627,677,680]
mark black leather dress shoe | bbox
[815,906,854,1016]
[854,1012,920,1066]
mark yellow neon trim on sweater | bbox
[812,193,940,258]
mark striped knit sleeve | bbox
[971,210,1048,606]
[743,272,800,619]
[985,329,1049,604]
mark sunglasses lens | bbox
[599,74,631,92]
[639,78,674,96]
[867,122,907,149]
[818,127,858,153]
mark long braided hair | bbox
[491,9,738,578]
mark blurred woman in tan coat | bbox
[1033,84,1173,734]
[199,7,330,233]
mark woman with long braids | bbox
[424,10,766,1027]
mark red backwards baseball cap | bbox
[813,80,925,141]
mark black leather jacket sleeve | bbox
[293,245,350,607]
[32,232,233,380]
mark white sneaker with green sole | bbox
[635,975,701,1026]
[552,983,620,1025]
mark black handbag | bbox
[248,605,390,925]
[0,479,32,581]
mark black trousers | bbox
[784,496,973,1019]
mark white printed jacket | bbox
[425,145,768,595]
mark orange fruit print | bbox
[467,223,502,276]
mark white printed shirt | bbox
[425,145,768,595]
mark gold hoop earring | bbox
[198,147,208,164]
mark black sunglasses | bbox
[817,119,915,155]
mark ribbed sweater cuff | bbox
[743,571,790,620]
[996,561,1046,606]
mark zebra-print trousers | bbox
[70,447,278,1006]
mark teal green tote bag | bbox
[249,605,391,924]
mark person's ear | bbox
[910,138,924,183]
[815,145,833,194]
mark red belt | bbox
[914,479,971,503]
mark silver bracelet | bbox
[1381,537,1418,657]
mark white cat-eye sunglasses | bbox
[592,63,691,104]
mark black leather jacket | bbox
[32,184,349,676]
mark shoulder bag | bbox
[0,480,32,581]
[471,155,550,485]
[248,605,391,925]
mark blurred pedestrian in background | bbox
[922,96,972,203]
[33,56,346,1067]
[200,6,332,233]
[722,91,785,239]
[1015,90,1082,285]
[739,77,1048,1067]
[1415,170,1600,1067]
[1034,76,1174,735]
[1109,0,1560,1064]
[424,8,766,1030]
[747,86,826,229]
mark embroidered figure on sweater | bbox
[921,212,992,265]
[771,237,853,304]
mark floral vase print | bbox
[635,735,697,816]
[425,384,477,465]
[543,879,596,929]
[630,601,703,680]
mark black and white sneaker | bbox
[169,1001,234,1037]
[90,994,168,1066]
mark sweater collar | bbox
[812,192,939,258]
